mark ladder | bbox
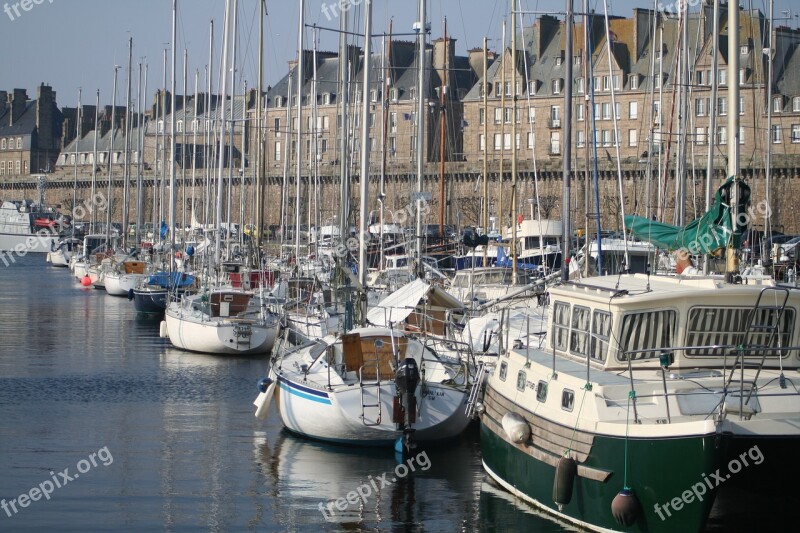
[724,287,790,419]
[465,362,487,417]
[359,350,382,426]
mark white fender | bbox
[253,381,276,419]
[501,411,531,444]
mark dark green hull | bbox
[481,409,726,532]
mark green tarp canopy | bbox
[624,178,751,254]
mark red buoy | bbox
[81,275,92,287]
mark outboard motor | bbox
[394,359,420,452]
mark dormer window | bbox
[275,96,284,107]
[773,97,782,113]
[390,88,398,101]
[739,68,747,85]
[555,55,563,66]
[322,93,331,105]
[740,44,750,55]
[370,89,378,103]
[552,78,562,94]
[629,74,639,90]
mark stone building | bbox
[0,85,62,178]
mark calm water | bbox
[0,255,570,532]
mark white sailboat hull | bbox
[47,249,71,267]
[274,373,471,445]
[165,306,277,355]
[104,272,147,296]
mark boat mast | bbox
[438,18,447,243]
[415,0,427,269]
[122,37,133,250]
[214,0,232,268]
[226,0,238,260]
[482,36,489,267]
[765,0,774,246]
[337,5,351,250]
[379,23,393,272]
[204,20,213,230]
[160,48,167,228]
[704,0,721,274]
[726,0,741,282]
[107,66,119,246]
[135,62,144,247]
[295,0,305,265]
[358,0,373,300]
[72,88,81,241]
[91,89,99,231]
[255,0,265,252]
[510,1,518,283]
[182,49,188,236]
[561,0,574,282]
[169,0,178,263]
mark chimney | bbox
[194,92,206,113]
[0,91,7,116]
[467,47,487,78]
[36,84,56,150]
[536,15,560,59]
[9,88,27,126]
[433,37,456,89]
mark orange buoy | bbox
[81,275,92,287]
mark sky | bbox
[1,0,796,109]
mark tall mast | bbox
[214,0,232,267]
[482,36,489,267]
[204,20,213,229]
[91,89,99,230]
[169,0,178,260]
[122,37,133,250]
[337,4,350,247]
[255,0,265,252]
[499,19,506,234]
[226,0,238,258]
[561,0,574,282]
[511,1,518,283]
[726,0,741,282]
[72,88,81,241]
[182,48,188,235]
[135,62,144,246]
[765,0,774,243]
[160,48,167,226]
[438,18,447,240]
[295,0,305,262]
[191,69,198,237]
[358,0,373,296]
[704,0,721,274]
[379,24,392,271]
[415,0,427,267]
[107,66,119,245]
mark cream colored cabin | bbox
[546,274,800,372]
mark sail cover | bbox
[366,278,464,327]
[624,177,751,254]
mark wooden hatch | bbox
[341,333,408,380]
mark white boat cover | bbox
[366,278,464,327]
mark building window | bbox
[1,139,5,149]
[696,127,706,145]
[527,131,534,149]
[602,129,611,146]
[555,55,562,66]
[552,79,562,94]
[718,97,727,116]
[370,89,378,103]
[593,77,600,91]
[602,102,611,120]
[791,124,800,143]
[494,108,502,125]
[773,97,782,113]
[717,126,727,145]
[504,133,512,150]
[739,96,745,116]
[629,74,639,90]
[15,160,21,173]
[576,104,584,121]
[576,130,585,148]
[504,107,512,124]
[739,126,745,145]
[550,131,560,154]
[0,161,4,175]
[695,98,707,117]
[479,134,485,151]
[275,96,283,107]
[158,120,164,133]
[718,68,727,86]
[740,44,750,55]
[629,101,638,119]
[504,81,511,97]
[793,97,800,113]
[388,136,396,156]
[628,129,637,147]
[528,80,537,96]
[177,120,183,133]
[772,125,782,144]
[575,78,584,94]
[493,133,502,150]
[528,107,535,123]
[515,108,521,124]
[323,93,331,105]
[494,82,501,97]
[613,75,621,90]
[16,137,22,149]
[739,68,747,85]
[390,112,397,132]
[615,102,621,120]
[654,73,662,89]
[274,117,281,137]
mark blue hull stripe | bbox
[279,377,332,405]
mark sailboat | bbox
[479,3,800,531]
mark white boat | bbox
[259,326,472,449]
[0,200,60,253]
[104,260,149,296]
[165,289,279,355]
[46,238,80,267]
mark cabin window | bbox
[561,389,575,411]
[499,361,507,381]
[570,305,591,357]
[516,370,526,392]
[685,307,795,358]
[551,301,570,352]
[591,310,612,362]
[536,380,548,402]
[617,310,677,361]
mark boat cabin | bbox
[546,274,800,372]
